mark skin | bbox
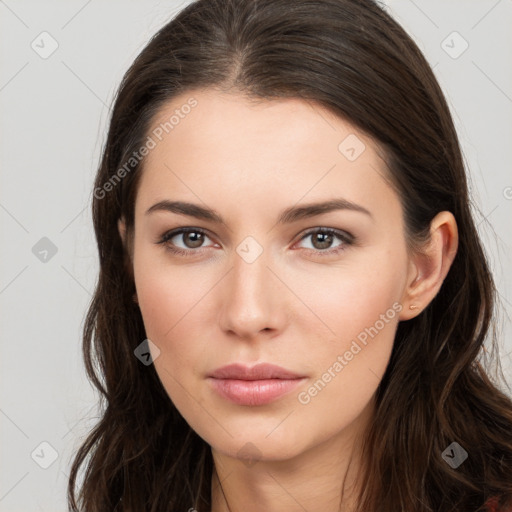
[118,88,458,512]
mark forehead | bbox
[145,88,367,161]
[135,88,397,222]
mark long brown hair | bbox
[67,0,512,510]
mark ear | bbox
[118,216,127,247]
[399,211,458,321]
[118,216,135,281]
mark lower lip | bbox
[208,377,305,406]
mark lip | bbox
[209,362,304,380]
[208,363,306,406]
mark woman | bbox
[67,0,512,510]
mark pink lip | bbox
[208,363,306,406]
[209,363,304,380]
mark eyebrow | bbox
[145,198,373,224]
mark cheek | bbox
[133,258,216,420]
[287,250,406,346]
[290,285,400,452]
[132,245,231,410]
[133,237,213,334]
[288,251,404,413]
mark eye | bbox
[295,227,354,256]
[156,226,355,258]
[157,227,216,256]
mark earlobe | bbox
[399,211,458,320]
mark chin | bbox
[208,428,310,464]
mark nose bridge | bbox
[219,237,282,337]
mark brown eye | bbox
[158,227,216,256]
[296,228,354,256]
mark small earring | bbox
[409,304,418,310]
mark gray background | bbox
[1,1,511,510]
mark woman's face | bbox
[123,88,417,463]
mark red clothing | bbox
[486,496,499,511]
[486,496,511,512]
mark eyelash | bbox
[156,227,355,258]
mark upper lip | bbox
[209,363,305,380]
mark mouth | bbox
[207,363,307,406]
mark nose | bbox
[218,245,288,340]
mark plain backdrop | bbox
[1,1,511,510]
